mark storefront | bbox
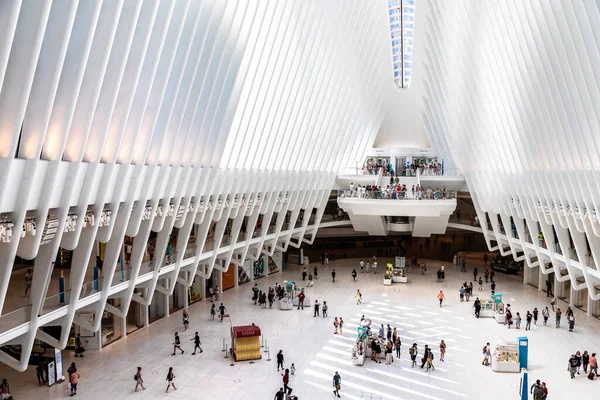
[188,275,203,304]
[101,299,123,347]
[222,264,236,291]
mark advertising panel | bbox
[222,264,236,290]
[253,256,267,279]
[238,259,252,285]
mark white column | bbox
[537,267,545,292]
[164,279,170,316]
[141,288,149,326]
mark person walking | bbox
[568,314,575,332]
[373,261,378,274]
[409,343,418,367]
[473,267,478,281]
[550,297,556,312]
[474,297,481,318]
[575,351,582,375]
[525,311,532,331]
[75,333,85,357]
[333,317,339,334]
[339,318,344,335]
[542,307,549,326]
[191,332,203,354]
[332,371,342,398]
[322,301,328,317]
[219,303,226,322]
[590,352,598,376]
[314,265,318,280]
[533,308,539,326]
[459,286,465,302]
[515,312,521,329]
[478,277,483,291]
[555,308,562,328]
[282,368,292,394]
[277,350,285,371]
[484,269,489,282]
[582,351,590,374]
[351,269,357,282]
[482,343,490,366]
[356,289,362,305]
[437,290,445,307]
[568,354,579,379]
[302,267,307,281]
[274,387,285,400]
[394,336,401,358]
[461,259,467,272]
[36,361,46,386]
[0,379,10,399]
[439,340,446,362]
[314,300,320,317]
[182,309,190,331]
[172,332,184,355]
[297,290,305,310]
[360,259,365,273]
[134,367,146,392]
[426,347,435,371]
[546,279,553,297]
[23,268,33,298]
[210,303,216,320]
[165,367,176,392]
[68,366,80,396]
[331,269,336,283]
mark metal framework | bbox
[0,0,392,370]
[422,0,600,309]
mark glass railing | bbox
[339,189,457,200]
[0,305,32,334]
[41,290,71,315]
[267,226,277,234]
[252,229,262,238]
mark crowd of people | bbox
[347,182,453,200]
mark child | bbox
[290,363,296,375]
[515,312,521,329]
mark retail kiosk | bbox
[491,341,520,373]
[479,300,494,318]
[230,325,262,362]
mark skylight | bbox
[388,0,415,89]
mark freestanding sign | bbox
[518,336,528,369]
[54,348,65,382]
[47,361,56,387]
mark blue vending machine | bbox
[518,336,528,369]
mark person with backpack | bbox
[172,332,184,355]
[134,367,146,392]
[482,343,490,366]
[165,367,176,392]
[531,380,544,400]
[190,332,203,354]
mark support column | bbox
[141,288,149,327]
[588,297,598,317]
[164,279,170,316]
[555,277,565,299]
[523,263,531,286]
[120,315,127,339]
[537,267,545,292]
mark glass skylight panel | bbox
[388,0,415,88]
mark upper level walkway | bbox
[337,189,457,236]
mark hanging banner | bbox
[268,251,282,274]
[222,264,236,291]
[253,256,267,279]
[238,259,252,285]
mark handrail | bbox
[339,189,457,200]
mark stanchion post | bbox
[222,337,226,352]
[224,344,229,359]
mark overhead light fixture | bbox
[187,201,195,213]
[176,205,185,220]
[21,217,38,237]
[156,204,164,217]
[198,201,205,212]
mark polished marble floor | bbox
[2,257,600,399]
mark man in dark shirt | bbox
[274,387,285,400]
[569,355,579,379]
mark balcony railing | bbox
[339,189,457,200]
